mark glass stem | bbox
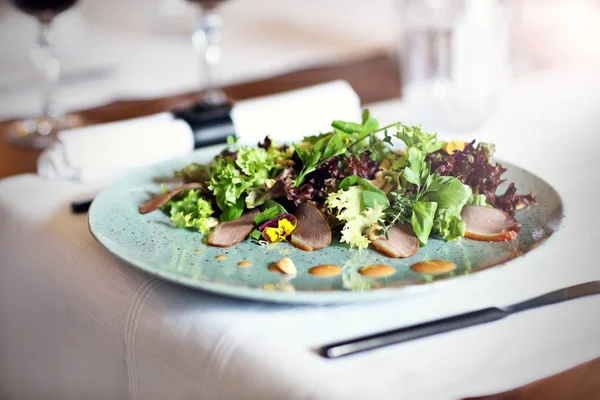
[38,21,62,120]
[193,6,226,105]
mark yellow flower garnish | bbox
[262,217,297,243]
[442,140,468,154]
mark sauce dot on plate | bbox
[237,261,252,268]
[309,265,342,277]
[411,260,456,275]
[359,265,396,278]
[215,255,227,261]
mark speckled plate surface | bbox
[88,146,565,304]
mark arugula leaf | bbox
[294,132,347,186]
[411,201,437,245]
[332,109,379,137]
[368,133,391,162]
[331,120,362,134]
[402,147,432,192]
[321,134,347,161]
[254,200,287,226]
[359,109,379,135]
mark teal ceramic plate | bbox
[89,146,564,304]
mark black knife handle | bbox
[320,307,508,359]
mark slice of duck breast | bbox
[461,205,520,242]
[290,202,332,251]
[206,209,259,247]
[139,183,204,214]
[371,223,420,258]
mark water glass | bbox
[398,0,510,135]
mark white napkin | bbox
[232,80,361,145]
[37,80,361,183]
[37,113,194,183]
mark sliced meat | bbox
[290,202,332,251]
[139,183,204,214]
[461,205,520,242]
[206,209,259,247]
[371,223,419,258]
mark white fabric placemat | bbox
[1,68,599,400]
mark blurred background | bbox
[0,0,599,131]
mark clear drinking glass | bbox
[188,0,229,106]
[398,0,510,135]
[4,0,82,149]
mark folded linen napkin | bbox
[37,80,361,183]
[37,113,193,182]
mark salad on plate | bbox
[139,110,536,265]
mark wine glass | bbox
[188,0,229,106]
[4,0,82,149]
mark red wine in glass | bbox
[186,0,228,9]
[12,0,78,21]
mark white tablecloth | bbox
[1,68,599,400]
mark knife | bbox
[319,281,600,359]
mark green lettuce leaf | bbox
[339,175,390,209]
[396,124,443,154]
[422,176,471,211]
[220,197,245,222]
[411,201,437,246]
[421,176,471,241]
[174,163,211,183]
[326,185,386,249]
[208,144,286,221]
[434,210,466,241]
[467,193,491,206]
[161,189,214,233]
